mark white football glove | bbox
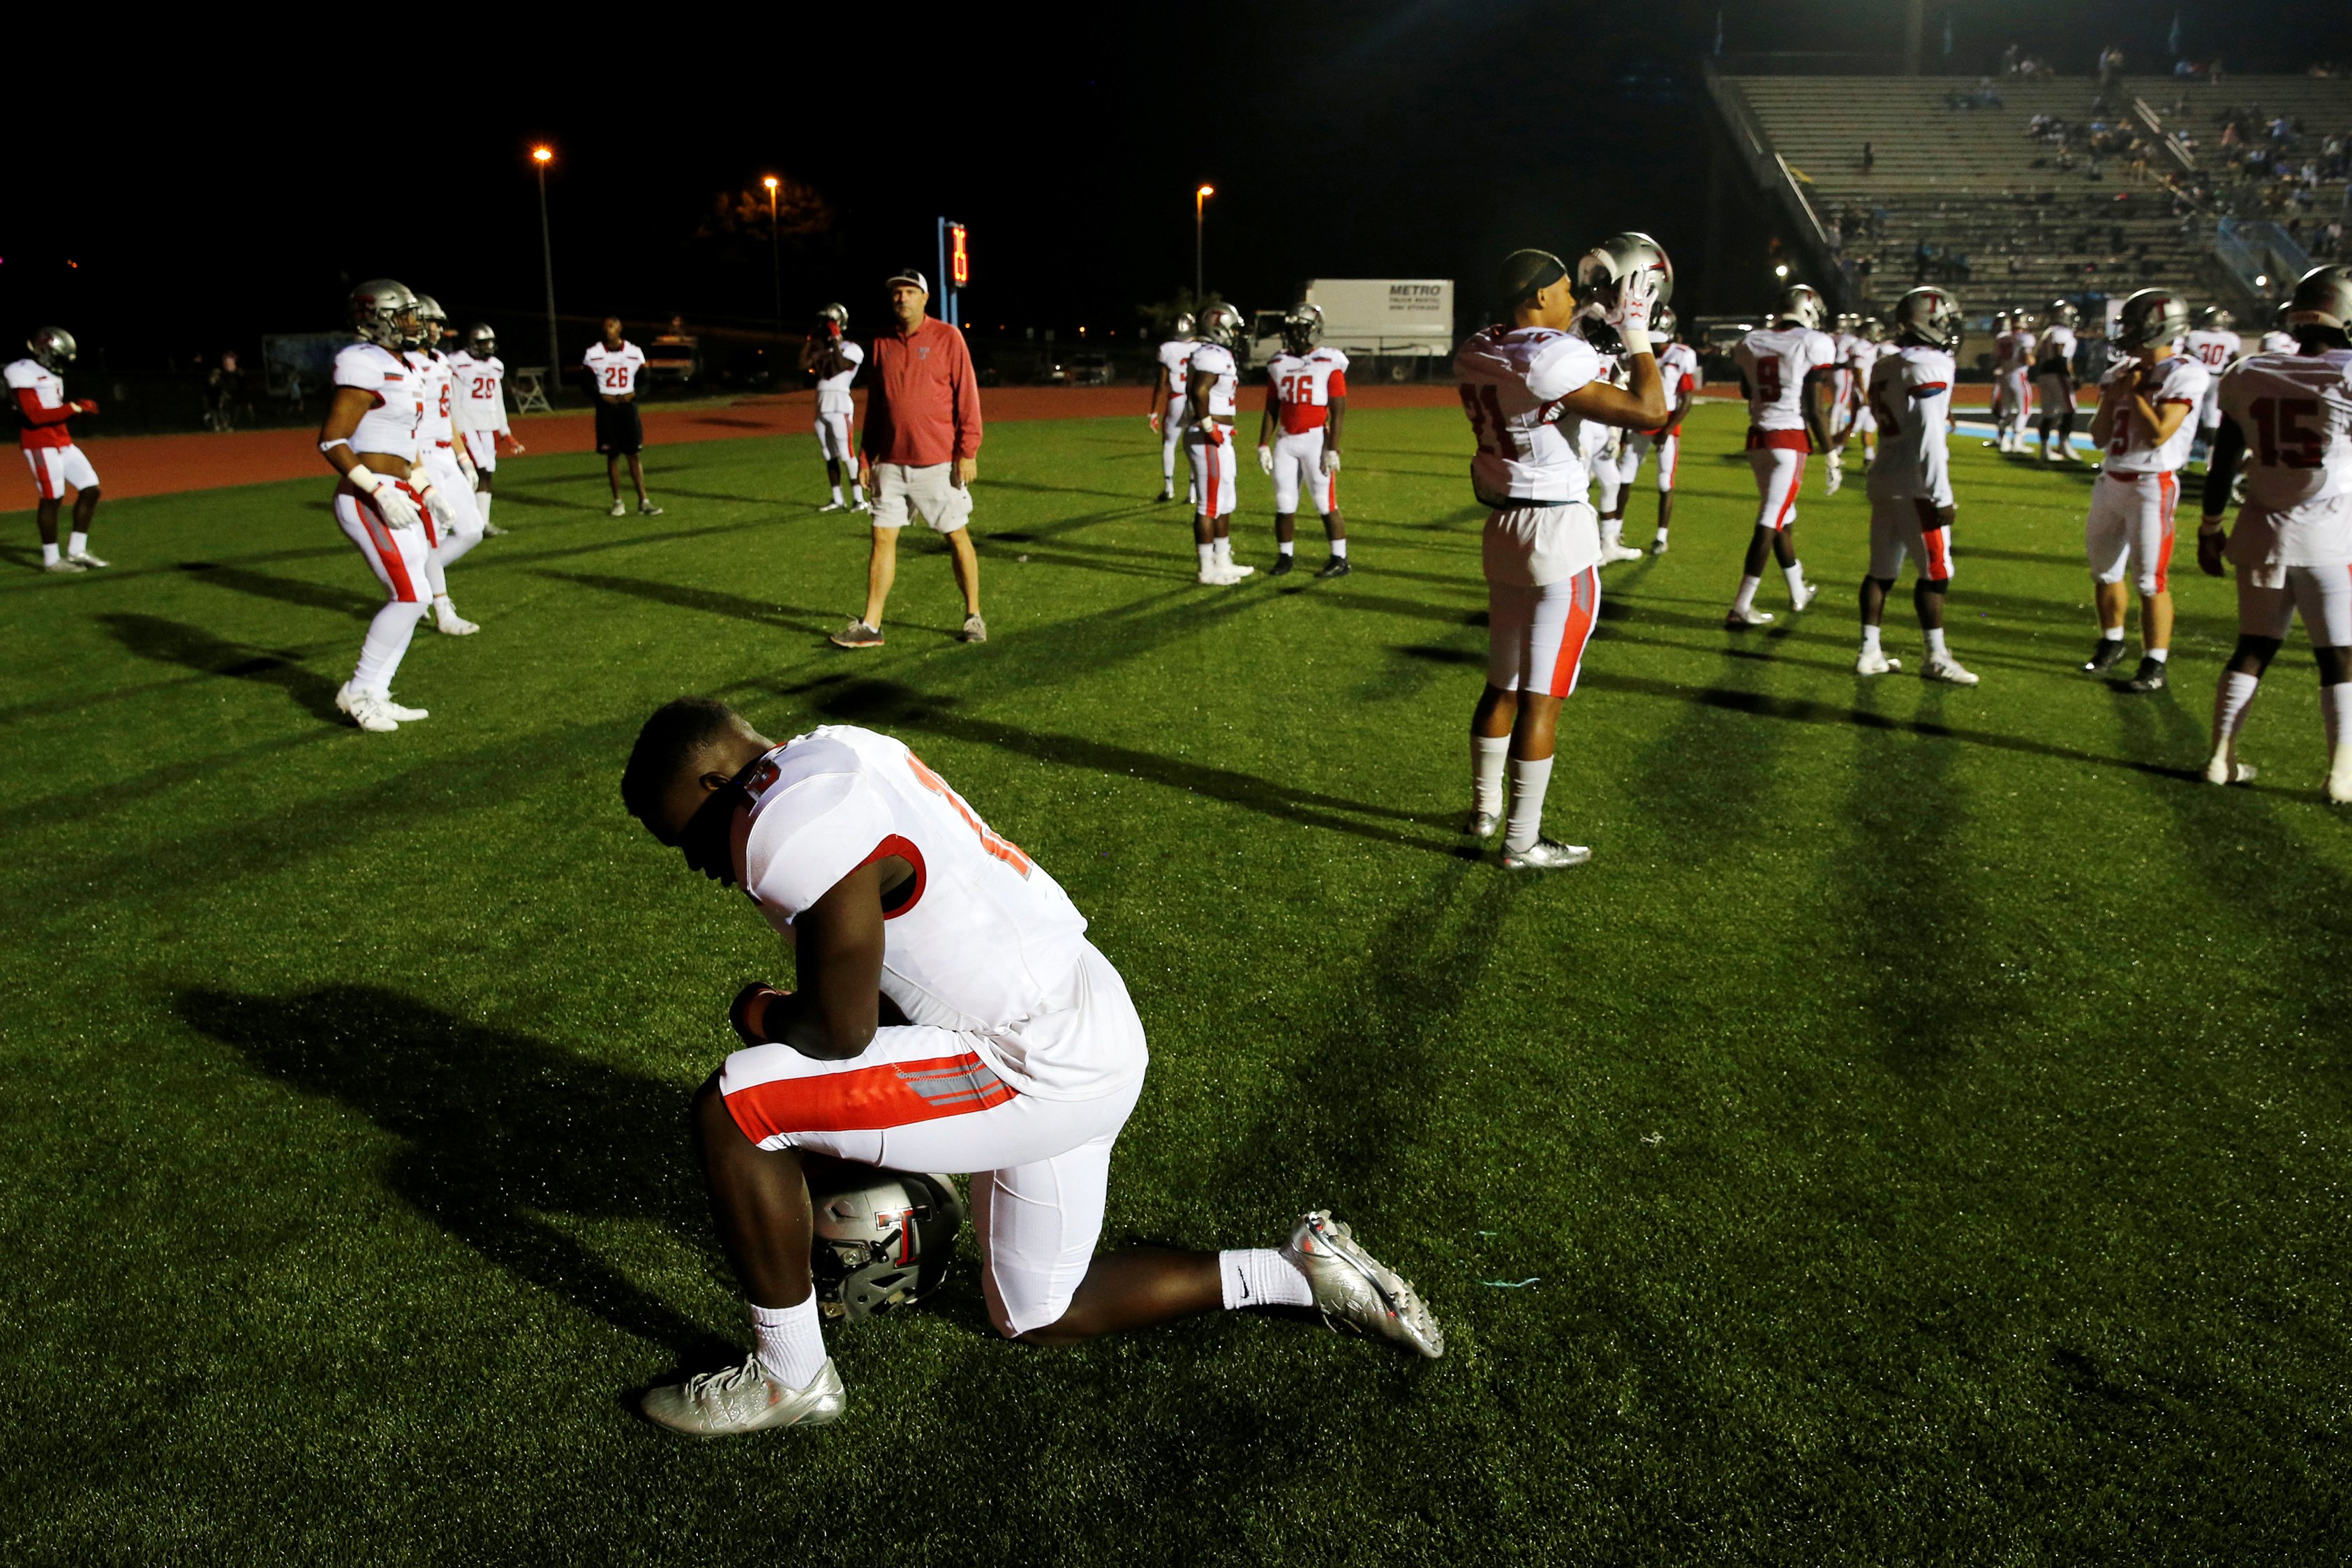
[1614,261,1661,350]
[419,483,458,530]
[1321,449,1341,475]
[1258,445,1275,475]
[1148,411,1161,433]
[346,464,422,530]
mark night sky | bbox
[11,0,2350,371]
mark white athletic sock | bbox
[2324,681,2352,754]
[853,483,866,503]
[1329,537,1348,559]
[1503,754,1554,853]
[1219,1248,1313,1311]
[1925,627,1949,657]
[1472,733,1510,816]
[751,1295,828,1389]
[477,493,493,525]
[1861,623,1883,655]
[1654,527,1670,545]
[2215,671,2261,752]
[1783,562,1808,601]
[1279,539,1295,557]
[1197,543,1216,574]
[830,484,844,505]
[2147,647,2169,664]
[41,542,59,565]
[2100,625,2126,642]
[1602,514,1623,548]
[1213,537,1233,567]
[1733,575,1762,614]
[352,600,428,693]
[68,530,89,557]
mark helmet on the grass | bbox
[809,1170,965,1322]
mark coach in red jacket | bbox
[833,267,987,648]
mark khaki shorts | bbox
[870,461,972,534]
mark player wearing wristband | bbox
[1256,304,1350,578]
[585,318,661,518]
[7,327,105,572]
[1455,237,1670,870]
[404,296,486,636]
[1150,313,1196,505]
[1726,285,1833,628]
[801,304,867,512]
[1612,306,1697,554]
[1857,288,1978,685]
[618,699,1444,1436]
[2083,289,2205,692]
[447,322,524,536]
[2194,265,2352,800]
[318,280,450,732]
[1185,304,1251,584]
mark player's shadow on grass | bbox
[533,569,839,636]
[177,985,738,1365]
[174,560,380,619]
[96,613,343,722]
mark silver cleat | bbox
[1465,809,1499,841]
[1280,1211,1444,1359]
[641,1353,845,1438]
[1500,837,1592,870]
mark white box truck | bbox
[1248,279,1454,368]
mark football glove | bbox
[2197,523,2228,578]
[1322,449,1341,475]
[72,398,99,416]
[1148,411,1161,433]
[1258,445,1274,475]
[419,483,458,530]
[347,465,422,530]
[731,981,789,1047]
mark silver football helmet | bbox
[410,293,447,350]
[1172,311,1196,339]
[816,301,849,335]
[1652,304,1679,341]
[2196,305,2235,331]
[1281,303,1325,354]
[2285,264,2352,332]
[1577,231,1676,318]
[1198,302,1244,348]
[350,279,419,349]
[1893,286,1964,352]
[2115,288,2193,350]
[1773,283,1825,331]
[27,326,76,371]
[464,322,497,357]
[1863,318,1889,343]
[808,1170,965,1322]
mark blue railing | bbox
[2212,218,2310,304]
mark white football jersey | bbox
[1453,324,1603,504]
[1864,345,1956,506]
[1156,338,1196,401]
[583,340,646,397]
[738,725,1118,1098]
[2261,330,2298,355]
[447,352,511,435]
[2036,324,2078,371]
[2098,353,2210,473]
[2183,328,2242,376]
[1264,347,1349,433]
[1843,335,1877,393]
[1658,342,1701,410]
[333,341,420,460]
[1188,342,1239,420]
[4,357,76,449]
[1734,325,1836,431]
[815,340,863,414]
[1995,329,2037,373]
[2217,349,2352,570]
[408,350,454,444]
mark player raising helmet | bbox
[2081,287,2202,691]
[1256,303,1350,577]
[6,326,106,572]
[1455,236,1669,869]
[2196,264,2352,800]
[1856,287,1978,685]
[1725,282,1832,628]
[1185,304,1251,583]
[802,304,866,513]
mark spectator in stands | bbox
[2002,43,2020,76]
[1862,140,1876,174]
[1913,241,1933,282]
[2097,47,2125,94]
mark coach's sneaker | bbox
[959,613,988,644]
[1856,648,1902,676]
[829,619,884,649]
[1267,553,1296,577]
[2122,655,2168,693]
[334,682,400,733]
[1922,655,1980,687]
[42,556,86,574]
[1725,605,1776,630]
[641,1353,845,1438]
[639,499,664,517]
[2203,748,2258,786]
[1280,1211,1444,1359]
[852,498,871,514]
[2081,637,2127,673]
[68,550,110,569]
[1315,556,1352,580]
[1500,837,1593,870]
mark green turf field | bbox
[3,403,2348,1563]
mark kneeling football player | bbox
[621,699,1445,1435]
[1856,288,1978,685]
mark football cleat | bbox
[640,1353,846,1438]
[1267,554,1296,577]
[1500,837,1593,870]
[1465,810,1499,840]
[43,557,86,574]
[853,499,871,514]
[1157,486,1175,503]
[1279,1211,1444,1359]
[817,500,847,514]
[829,619,884,649]
[481,521,509,537]
[2203,751,2257,786]
[1315,557,1352,579]
[1601,542,1646,565]
[607,499,627,518]
[1725,605,1775,629]
[334,682,399,733]
[380,695,429,722]
[959,613,988,644]
[1197,567,1229,586]
[1225,562,1255,581]
[1789,581,1818,613]
[1921,656,1980,687]
[2328,753,2352,805]
[1856,648,1902,676]
[435,606,480,636]
[2122,656,2168,693]
[67,551,110,569]
[1651,533,1670,554]
[639,499,664,516]
[2081,639,2127,673]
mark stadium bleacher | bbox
[1720,74,2352,328]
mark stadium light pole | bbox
[764,176,783,343]
[1195,184,1215,306]
[533,145,559,403]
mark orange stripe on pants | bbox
[724,1050,1016,1144]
